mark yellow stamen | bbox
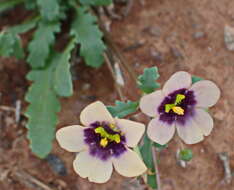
[172,106,184,115]
[100,138,108,147]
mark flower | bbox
[139,71,220,145]
[56,101,146,183]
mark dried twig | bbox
[218,152,232,184]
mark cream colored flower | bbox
[56,101,146,183]
[140,71,220,145]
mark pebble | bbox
[171,47,183,59]
[193,31,205,39]
[45,154,67,176]
[224,25,234,51]
[150,49,164,62]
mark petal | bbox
[80,101,114,126]
[73,151,113,183]
[139,90,165,117]
[115,118,145,147]
[163,71,192,95]
[56,125,88,152]
[147,118,176,145]
[193,109,214,136]
[190,80,221,108]
[113,148,147,177]
[176,118,204,144]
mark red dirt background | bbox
[0,0,234,190]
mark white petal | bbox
[73,151,113,183]
[56,125,88,152]
[163,71,192,95]
[193,109,214,136]
[190,80,221,108]
[80,101,114,126]
[147,118,176,145]
[176,118,204,144]
[113,148,147,177]
[139,90,165,117]
[115,118,145,147]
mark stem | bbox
[0,0,25,14]
[152,147,161,190]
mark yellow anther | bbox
[172,106,184,115]
[100,138,108,147]
[175,94,185,105]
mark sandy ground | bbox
[0,0,234,189]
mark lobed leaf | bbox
[71,7,106,68]
[80,0,112,6]
[137,66,160,94]
[27,21,60,68]
[0,32,24,59]
[36,0,60,21]
[107,100,139,118]
[192,76,203,84]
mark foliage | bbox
[137,67,160,94]
[2,0,111,158]
[71,7,106,68]
[107,100,139,118]
[179,149,193,161]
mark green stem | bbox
[0,0,25,14]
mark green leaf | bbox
[80,0,112,6]
[36,0,60,21]
[25,56,60,158]
[140,135,157,189]
[0,32,24,59]
[0,0,24,14]
[53,38,76,97]
[137,67,160,94]
[179,149,193,161]
[27,21,60,68]
[71,7,106,68]
[107,100,139,118]
[192,76,203,84]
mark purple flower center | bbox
[158,88,196,125]
[84,121,126,161]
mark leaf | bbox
[137,67,160,94]
[25,56,60,158]
[53,38,76,97]
[0,32,24,59]
[107,100,139,118]
[140,135,157,189]
[80,0,112,6]
[0,0,24,14]
[179,149,193,161]
[27,21,60,69]
[71,7,106,68]
[192,76,203,84]
[36,0,60,21]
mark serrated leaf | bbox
[0,32,24,59]
[25,58,60,158]
[36,0,59,21]
[179,149,193,161]
[192,76,203,84]
[107,100,139,118]
[0,0,24,14]
[27,21,60,68]
[140,135,157,189]
[71,7,106,68]
[138,67,160,94]
[53,39,76,97]
[80,0,112,6]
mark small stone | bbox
[150,49,164,62]
[193,31,205,39]
[171,47,183,59]
[224,25,234,51]
[45,154,67,176]
[144,26,161,37]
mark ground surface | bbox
[0,0,234,190]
